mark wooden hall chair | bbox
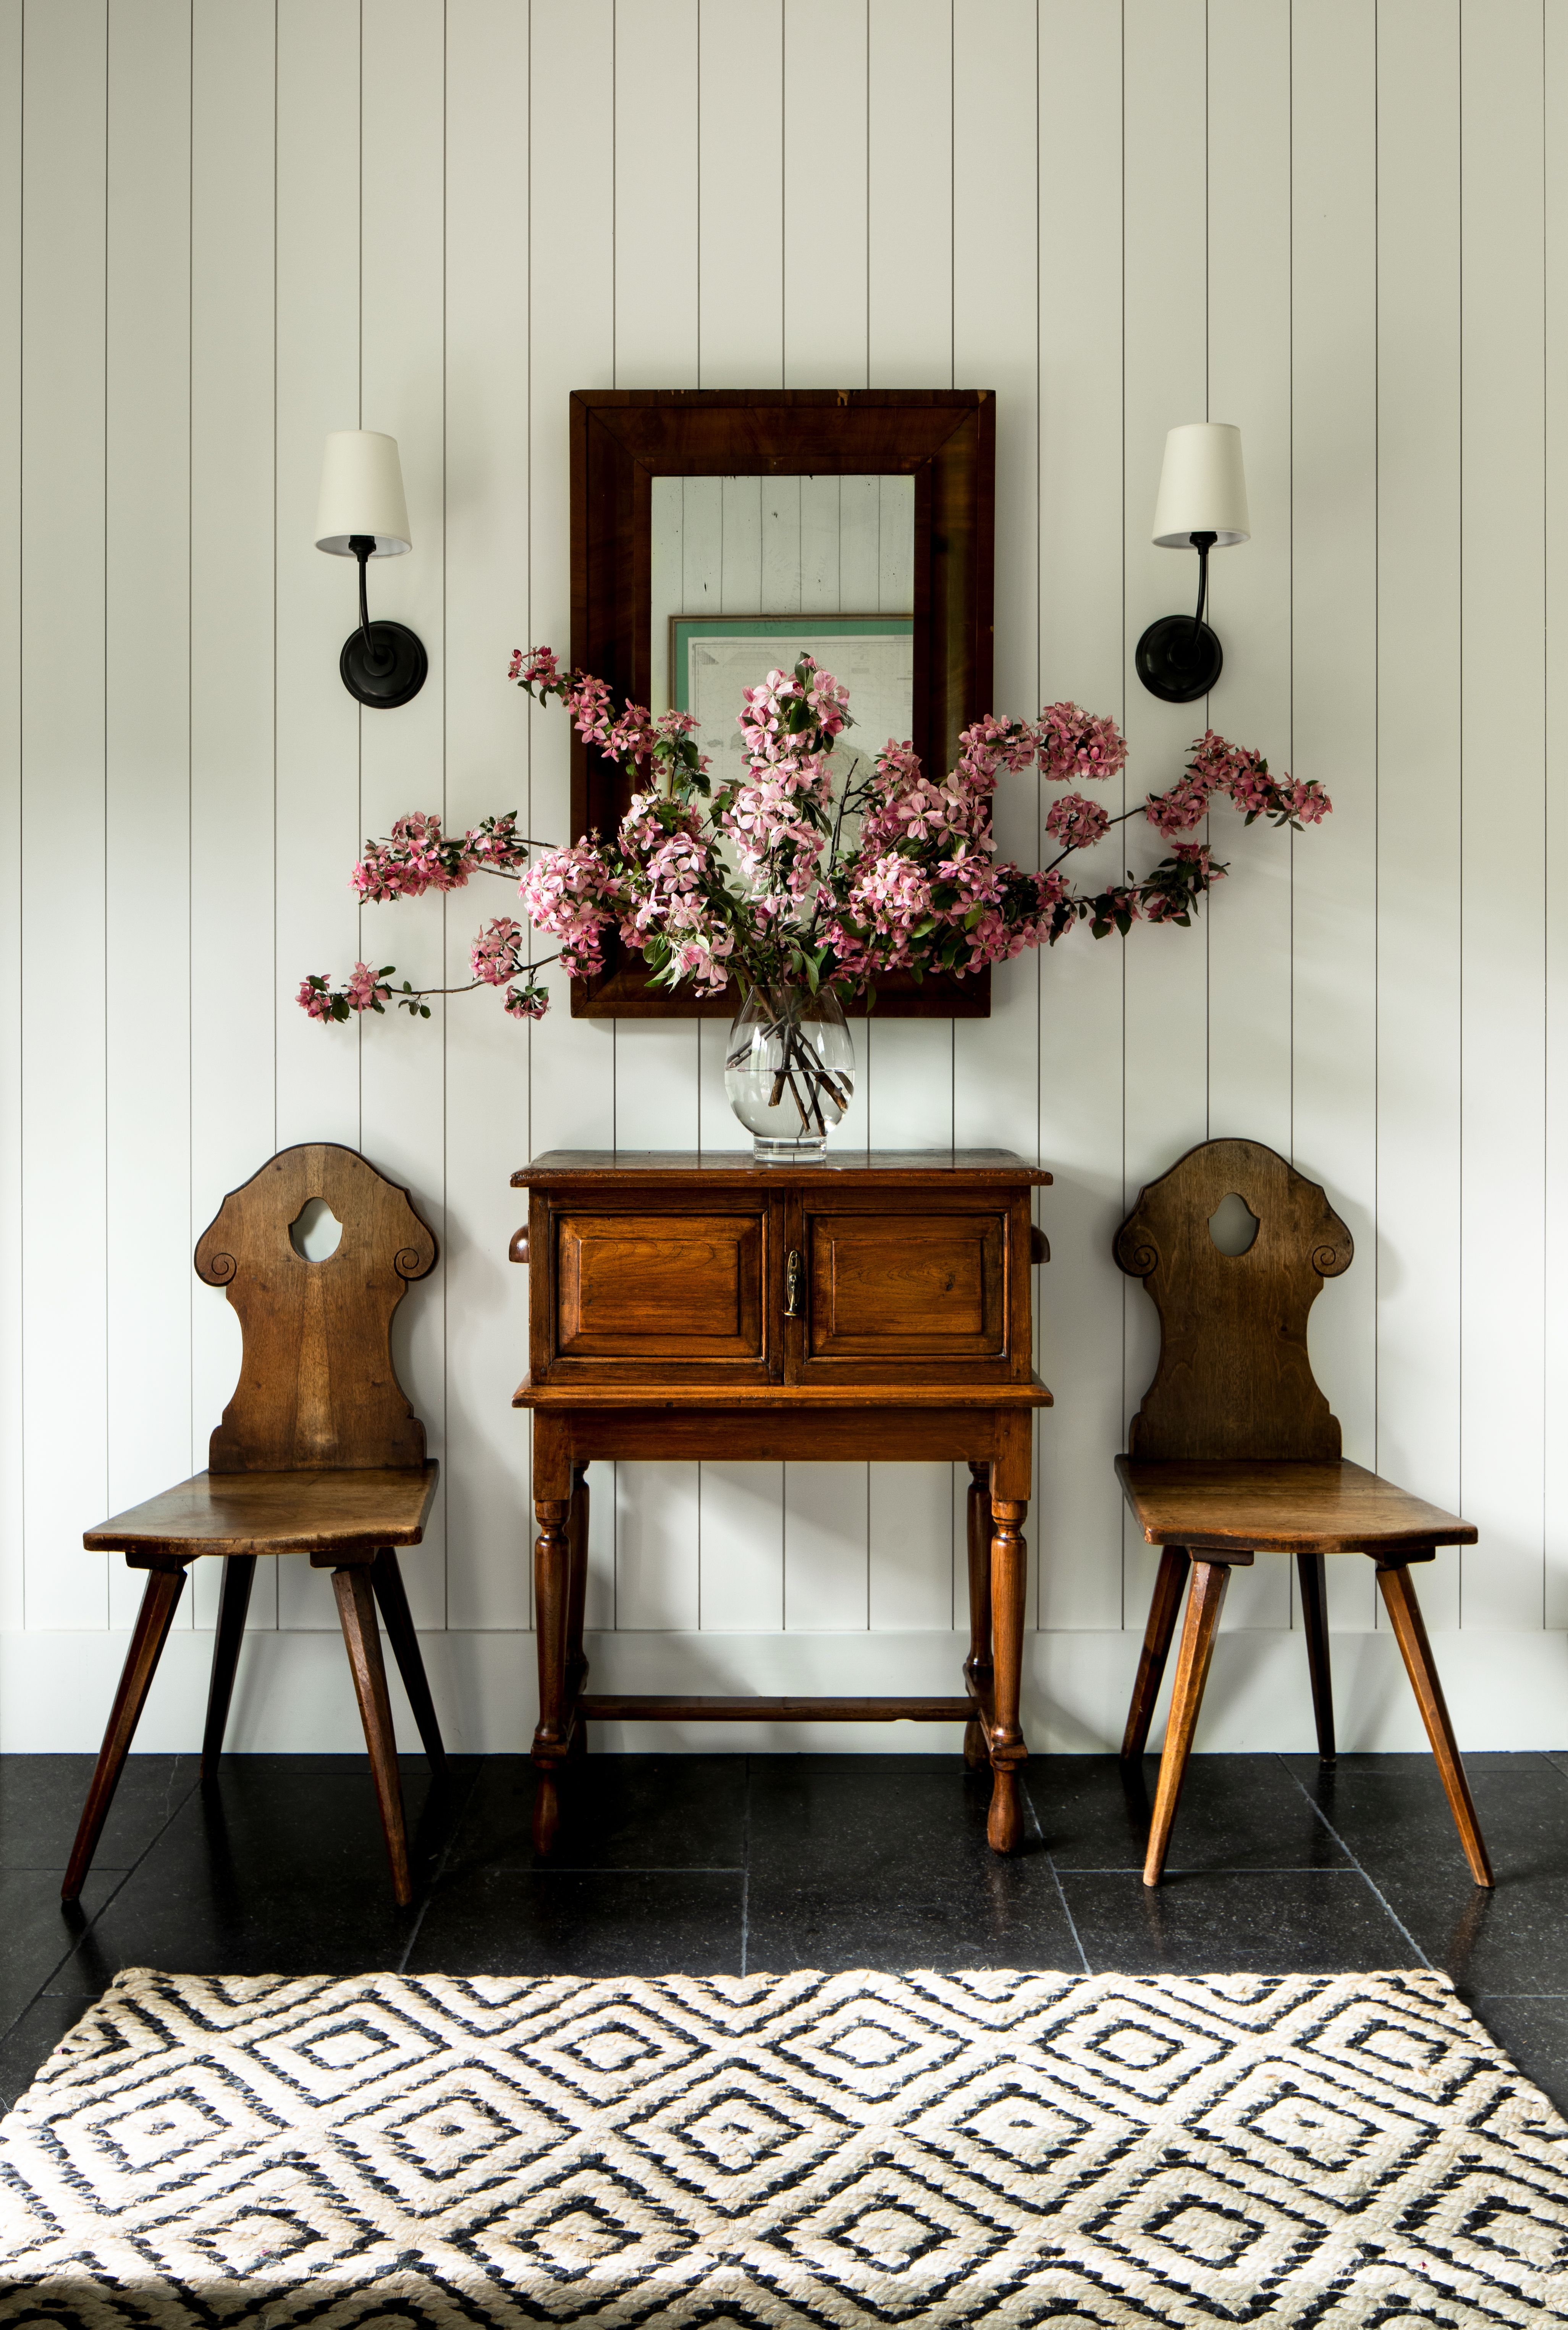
[1114,1137,1492,1892]
[62,1145,445,1909]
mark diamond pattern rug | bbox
[1,1966,1565,2325]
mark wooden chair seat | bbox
[1115,1456,1477,1557]
[85,1465,439,1558]
[1114,1141,1492,1893]
[63,1146,445,1910]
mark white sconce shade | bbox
[315,430,412,557]
[1151,422,1250,548]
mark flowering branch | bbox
[298,643,1331,1028]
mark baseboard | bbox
[3,1626,1566,1755]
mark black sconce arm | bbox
[1134,527,1224,705]
[338,536,427,710]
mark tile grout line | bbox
[395,1758,488,1977]
[739,1754,752,1976]
[0,1759,207,2048]
[1274,1752,1433,1968]
[1021,1775,1090,1975]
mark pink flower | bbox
[1036,703,1128,785]
[510,644,561,689]
[344,962,391,1013]
[1045,792,1110,849]
[297,976,335,1022]
[470,915,525,986]
[504,979,550,1020]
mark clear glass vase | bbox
[724,984,855,1163]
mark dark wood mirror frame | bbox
[567,388,996,1019]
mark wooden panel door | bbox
[792,1192,1024,1385]
[536,1196,773,1383]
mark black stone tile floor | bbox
[2,1749,1566,2115]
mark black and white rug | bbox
[1,1966,1565,2325]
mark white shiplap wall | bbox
[2,0,1566,1754]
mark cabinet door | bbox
[796,1202,1013,1380]
[544,1204,770,1377]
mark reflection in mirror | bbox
[650,474,916,788]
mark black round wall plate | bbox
[340,620,428,709]
[1135,614,1223,705]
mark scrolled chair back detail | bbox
[1114,1137,1352,1464]
[194,1143,437,1474]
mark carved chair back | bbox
[1113,1137,1352,1461]
[194,1144,437,1473]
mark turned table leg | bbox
[531,1497,572,1853]
[987,1498,1029,1852]
[963,1461,994,1768]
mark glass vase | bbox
[724,984,856,1163]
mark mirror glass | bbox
[650,474,916,789]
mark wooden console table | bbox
[510,1150,1053,1854]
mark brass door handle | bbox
[784,1249,803,1317]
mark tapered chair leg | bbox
[1376,1560,1494,1887]
[1296,1550,1336,1763]
[1143,1557,1234,1888]
[332,1562,413,1906]
[202,1553,257,1780]
[1122,1545,1191,1761]
[63,1557,190,1902]
[370,1547,446,1771]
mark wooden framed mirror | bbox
[567,388,996,1018]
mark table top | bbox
[513,1149,1053,1187]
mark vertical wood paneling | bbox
[947,0,1039,1645]
[1119,0,1211,1641]
[616,0,700,389]
[1206,0,1292,1164]
[273,0,361,1179]
[1548,0,1568,1628]
[863,0,954,1153]
[0,0,21,1636]
[866,0,951,389]
[104,0,191,1631]
[20,0,109,1630]
[1376,0,1463,1629]
[529,0,621,1631]
[1459,0,1547,1630]
[615,0,702,1160]
[1291,0,1379,1637]
[698,0,783,390]
[273,0,363,1632]
[188,0,278,1636]
[1035,0,1125,1633]
[528,0,614,1156]
[0,4,17,1640]
[359,0,449,1633]
[784,0,867,387]
[3,1,1565,1752]
[444,0,534,1638]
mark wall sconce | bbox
[1135,422,1250,704]
[315,430,427,709]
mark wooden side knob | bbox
[509,1225,530,1265]
[1030,1225,1049,1265]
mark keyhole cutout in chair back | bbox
[289,1197,343,1262]
[1207,1191,1259,1257]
